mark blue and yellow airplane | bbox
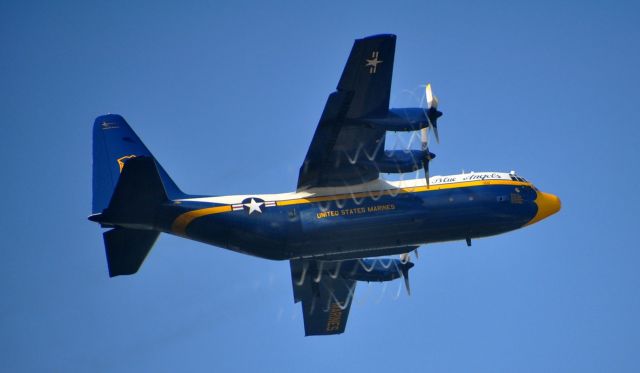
[89,34,560,336]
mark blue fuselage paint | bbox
[155,183,538,261]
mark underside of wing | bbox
[297,34,444,192]
[290,260,357,336]
[297,34,396,190]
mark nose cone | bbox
[526,191,561,226]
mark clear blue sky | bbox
[1,0,639,372]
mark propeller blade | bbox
[425,114,440,145]
[426,83,438,110]
[420,126,428,150]
[414,248,419,260]
[424,154,430,187]
[425,84,440,144]
[401,264,412,296]
[422,84,440,187]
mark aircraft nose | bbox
[526,191,561,226]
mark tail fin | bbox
[92,114,185,214]
[92,114,182,277]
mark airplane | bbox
[89,34,561,336]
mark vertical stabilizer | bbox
[92,114,184,214]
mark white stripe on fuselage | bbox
[177,172,520,204]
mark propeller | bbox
[425,83,440,143]
[400,261,414,296]
[421,84,442,187]
[398,251,417,295]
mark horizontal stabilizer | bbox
[99,156,168,228]
[97,158,165,276]
[103,228,159,277]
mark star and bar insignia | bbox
[365,51,383,74]
[232,198,276,214]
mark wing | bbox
[297,34,396,190]
[290,260,357,336]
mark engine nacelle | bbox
[350,108,428,131]
[350,107,442,132]
[338,258,414,282]
[340,258,413,282]
[358,150,436,173]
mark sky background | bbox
[1,0,639,371]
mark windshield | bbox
[510,173,528,182]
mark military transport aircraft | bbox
[89,34,561,336]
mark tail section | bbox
[91,114,184,277]
[92,114,184,214]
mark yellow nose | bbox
[526,191,561,226]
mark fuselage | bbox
[151,172,560,261]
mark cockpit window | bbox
[510,174,528,183]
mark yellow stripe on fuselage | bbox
[170,180,530,235]
[172,205,231,235]
[276,180,529,206]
